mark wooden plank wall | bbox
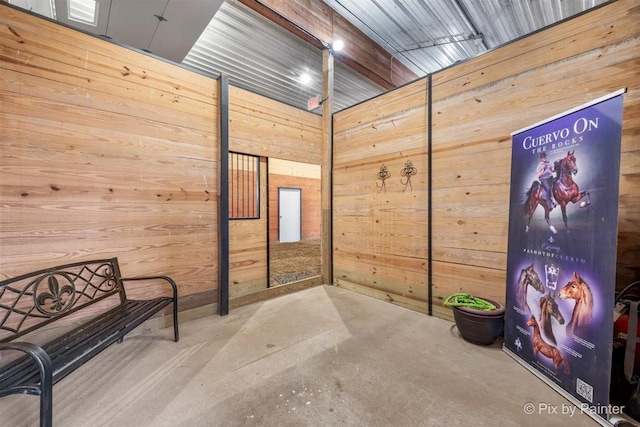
[228,86,323,303]
[332,0,639,320]
[333,80,430,313]
[229,86,323,163]
[430,0,639,320]
[0,7,219,307]
[0,7,323,313]
[228,157,268,300]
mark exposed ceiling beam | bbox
[237,0,418,89]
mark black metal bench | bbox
[0,258,179,427]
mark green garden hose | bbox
[443,293,497,311]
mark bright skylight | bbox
[9,0,56,19]
[68,0,98,26]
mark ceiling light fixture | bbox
[332,39,344,52]
[299,73,312,85]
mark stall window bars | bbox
[229,152,260,219]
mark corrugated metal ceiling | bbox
[182,0,385,112]
[324,0,610,76]
[7,0,611,112]
[188,0,611,111]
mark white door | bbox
[279,188,301,242]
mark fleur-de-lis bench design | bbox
[0,258,179,427]
[36,275,75,314]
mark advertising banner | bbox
[503,90,625,422]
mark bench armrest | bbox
[121,275,178,301]
[0,342,53,427]
[120,275,179,342]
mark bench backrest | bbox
[0,258,126,342]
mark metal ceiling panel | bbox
[148,0,224,62]
[182,0,385,112]
[324,0,609,76]
[105,0,223,63]
[105,0,166,51]
[323,0,486,75]
[458,0,610,49]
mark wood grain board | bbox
[1,1,638,323]
[333,0,640,319]
[0,5,218,305]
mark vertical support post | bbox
[321,48,334,286]
[219,75,230,316]
[265,158,271,288]
[427,74,433,316]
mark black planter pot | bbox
[452,298,505,346]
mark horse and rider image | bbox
[522,149,591,234]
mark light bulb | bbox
[299,73,312,85]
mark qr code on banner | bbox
[576,378,594,403]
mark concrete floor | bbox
[0,285,610,426]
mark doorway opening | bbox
[269,159,321,287]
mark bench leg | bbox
[40,386,53,427]
[173,299,179,342]
[117,337,123,344]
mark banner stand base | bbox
[503,346,617,426]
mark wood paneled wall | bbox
[4,2,635,322]
[228,87,323,304]
[228,158,268,300]
[0,7,219,305]
[333,80,430,313]
[430,0,639,320]
[229,86,323,163]
[332,0,640,320]
[0,6,323,314]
